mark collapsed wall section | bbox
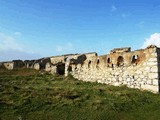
[69,46,159,93]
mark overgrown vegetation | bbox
[0,68,160,120]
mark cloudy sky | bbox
[0,0,160,61]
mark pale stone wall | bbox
[34,63,40,70]
[0,45,159,93]
[69,46,160,93]
[3,62,14,70]
[50,56,65,64]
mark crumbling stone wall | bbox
[1,45,159,93]
[2,62,14,70]
[67,45,160,93]
[49,53,97,76]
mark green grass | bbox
[0,68,160,120]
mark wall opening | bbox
[117,56,124,67]
[97,59,100,65]
[107,58,110,63]
[75,66,77,70]
[88,60,91,68]
[112,64,114,70]
[96,59,100,69]
[56,63,65,75]
[68,65,72,72]
[131,55,139,64]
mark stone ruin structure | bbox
[0,45,160,93]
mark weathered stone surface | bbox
[146,62,157,66]
[152,80,159,86]
[147,80,152,85]
[148,58,157,62]
[148,73,158,79]
[151,66,158,73]
[3,62,14,70]
[45,62,52,72]
[144,67,150,71]
[34,63,40,70]
[141,85,159,93]
[112,82,120,86]
[1,45,160,93]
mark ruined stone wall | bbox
[69,46,160,93]
[0,45,159,93]
[3,62,14,70]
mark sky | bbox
[0,0,160,61]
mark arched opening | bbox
[75,66,77,70]
[131,55,139,64]
[97,59,100,65]
[56,63,65,75]
[117,56,124,67]
[67,65,72,73]
[96,59,100,69]
[111,64,114,70]
[107,58,110,63]
[88,60,91,68]
[112,64,114,68]
[64,57,67,62]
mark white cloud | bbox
[0,32,41,61]
[0,50,41,62]
[111,5,117,12]
[0,32,23,51]
[142,33,160,48]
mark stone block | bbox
[126,78,131,82]
[134,75,138,79]
[119,77,123,81]
[151,66,158,73]
[148,58,158,62]
[112,82,120,86]
[151,53,157,57]
[130,85,135,88]
[115,72,119,75]
[135,86,140,89]
[141,85,159,93]
[135,70,142,74]
[148,73,158,79]
[144,67,150,72]
[112,78,117,82]
[146,62,157,66]
[34,63,40,70]
[152,80,159,86]
[140,75,145,79]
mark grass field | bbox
[0,68,160,120]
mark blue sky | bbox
[0,0,160,61]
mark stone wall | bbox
[3,62,14,70]
[1,45,159,93]
[67,45,160,93]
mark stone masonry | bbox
[0,45,160,93]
